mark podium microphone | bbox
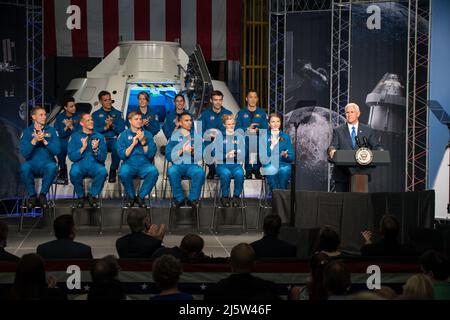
[362,136,369,148]
[355,136,362,148]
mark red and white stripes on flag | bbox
[43,0,242,61]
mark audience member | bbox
[401,274,434,300]
[116,211,165,259]
[0,221,19,262]
[151,255,193,300]
[250,215,296,259]
[323,260,351,300]
[316,226,347,258]
[8,253,66,300]
[204,243,280,301]
[152,234,210,261]
[36,215,92,260]
[88,255,126,300]
[421,250,450,300]
[373,286,398,300]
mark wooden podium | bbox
[332,150,391,192]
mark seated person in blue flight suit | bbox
[199,90,232,180]
[92,90,125,183]
[215,115,246,208]
[162,94,193,141]
[20,106,60,209]
[54,96,81,185]
[68,113,108,208]
[126,91,160,137]
[118,111,159,208]
[166,112,205,209]
[236,89,268,180]
[261,113,294,193]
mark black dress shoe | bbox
[245,172,253,180]
[27,196,37,209]
[186,199,199,209]
[220,197,231,208]
[232,197,241,208]
[88,193,99,208]
[135,196,147,208]
[254,171,263,179]
[38,193,48,209]
[125,197,134,208]
[76,197,85,208]
[171,200,183,209]
[108,169,117,183]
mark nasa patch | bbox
[244,114,249,118]
[99,114,104,118]
[128,135,133,140]
[210,116,215,121]
[155,115,159,121]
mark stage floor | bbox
[2,198,264,259]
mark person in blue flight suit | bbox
[166,112,205,209]
[215,114,245,208]
[199,90,233,180]
[261,113,294,193]
[162,94,193,141]
[68,113,108,208]
[54,96,81,185]
[20,106,60,209]
[92,90,125,183]
[126,91,160,137]
[118,111,159,208]
[236,89,268,180]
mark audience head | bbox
[89,255,124,300]
[374,286,398,300]
[0,220,9,248]
[53,215,75,240]
[152,255,183,291]
[317,225,340,253]
[263,215,282,237]
[379,214,400,242]
[323,260,351,297]
[308,252,330,301]
[126,211,149,233]
[421,250,450,281]
[10,253,46,300]
[230,243,256,273]
[350,291,384,300]
[179,234,204,259]
[402,274,434,300]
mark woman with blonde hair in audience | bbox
[401,274,434,300]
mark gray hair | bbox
[127,211,148,233]
[345,103,360,113]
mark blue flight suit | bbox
[199,106,232,176]
[236,106,268,175]
[162,110,193,141]
[215,132,245,198]
[54,111,81,170]
[117,128,159,199]
[68,131,108,198]
[262,130,294,191]
[126,108,160,137]
[166,130,205,202]
[20,124,60,196]
[92,107,125,171]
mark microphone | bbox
[362,136,369,148]
[355,136,361,148]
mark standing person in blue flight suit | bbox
[92,91,125,183]
[215,115,245,208]
[68,113,108,208]
[166,112,205,209]
[261,113,294,192]
[118,111,159,208]
[200,90,233,179]
[126,91,160,137]
[20,106,60,209]
[54,97,80,185]
[162,94,193,141]
[236,89,268,180]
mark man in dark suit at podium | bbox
[327,103,381,192]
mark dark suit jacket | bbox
[250,235,296,259]
[204,273,280,301]
[361,239,413,257]
[36,239,93,260]
[116,232,162,259]
[0,248,19,262]
[328,123,381,182]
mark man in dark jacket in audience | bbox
[36,215,92,259]
[250,214,296,259]
[116,211,165,259]
[204,243,280,300]
[0,221,19,262]
[151,233,209,261]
